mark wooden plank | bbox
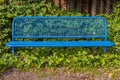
[53,0,60,7]
[60,0,67,10]
[100,0,104,14]
[106,0,111,14]
[91,0,97,15]
[84,0,89,14]
[77,0,82,12]
[69,0,74,11]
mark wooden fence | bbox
[3,0,115,15]
[49,0,115,15]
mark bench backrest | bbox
[12,16,108,41]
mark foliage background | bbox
[0,0,120,76]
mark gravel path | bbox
[0,68,120,80]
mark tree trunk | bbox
[91,0,97,16]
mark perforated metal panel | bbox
[13,16,106,38]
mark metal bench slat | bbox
[6,41,114,47]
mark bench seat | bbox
[6,41,114,47]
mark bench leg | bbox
[12,47,15,55]
[104,47,107,52]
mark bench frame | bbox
[6,16,114,54]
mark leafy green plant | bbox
[0,54,17,73]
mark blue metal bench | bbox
[6,16,114,54]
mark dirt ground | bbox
[0,68,120,80]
